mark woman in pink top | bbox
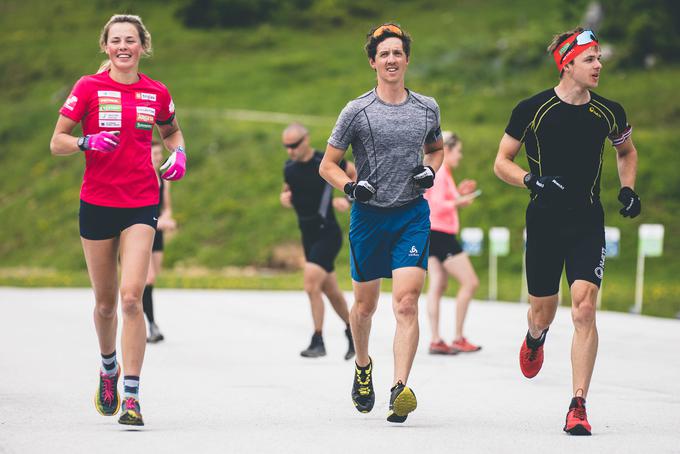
[49,14,186,426]
[424,132,481,354]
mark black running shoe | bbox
[387,381,417,423]
[147,322,165,344]
[344,327,355,361]
[300,333,326,358]
[118,397,144,426]
[351,359,375,413]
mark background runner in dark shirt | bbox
[280,122,356,360]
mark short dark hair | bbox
[364,23,411,61]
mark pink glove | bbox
[87,131,120,152]
[160,147,186,181]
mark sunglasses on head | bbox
[283,135,306,149]
[560,30,598,64]
[372,24,403,39]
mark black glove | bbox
[618,186,641,218]
[523,173,568,204]
[412,165,435,189]
[344,181,376,202]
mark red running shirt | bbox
[59,71,175,208]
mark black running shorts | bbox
[80,200,159,240]
[525,200,605,297]
[429,230,463,262]
[152,230,164,252]
[301,224,342,273]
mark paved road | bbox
[1,288,678,453]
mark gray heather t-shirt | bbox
[328,88,442,208]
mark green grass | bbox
[1,0,679,318]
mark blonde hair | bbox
[97,14,152,73]
[442,130,460,149]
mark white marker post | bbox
[633,224,664,314]
[597,226,620,309]
[461,227,484,257]
[520,228,528,303]
[489,227,510,301]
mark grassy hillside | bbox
[1,0,679,317]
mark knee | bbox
[304,279,322,296]
[531,306,553,330]
[95,301,117,319]
[572,300,596,328]
[120,290,143,317]
[465,275,480,293]
[353,300,377,318]
[395,292,419,319]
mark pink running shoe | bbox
[429,340,457,355]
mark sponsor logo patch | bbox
[99,120,122,128]
[594,247,606,279]
[97,90,121,98]
[136,114,154,123]
[99,104,122,112]
[136,106,155,116]
[169,99,175,113]
[408,246,419,257]
[135,121,153,130]
[136,92,157,101]
[99,112,122,120]
[98,97,121,105]
[63,95,78,111]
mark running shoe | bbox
[118,397,144,426]
[344,327,355,361]
[563,397,591,435]
[147,322,165,344]
[386,381,417,423]
[351,359,375,413]
[429,340,456,355]
[519,331,547,378]
[94,367,120,416]
[300,333,326,358]
[451,337,482,353]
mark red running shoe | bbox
[563,397,592,435]
[519,337,544,378]
[429,340,456,355]
[451,337,482,353]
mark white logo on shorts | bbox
[408,246,419,257]
[594,247,606,280]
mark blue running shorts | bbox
[349,197,430,282]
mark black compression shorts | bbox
[301,224,342,273]
[428,230,463,262]
[79,200,158,240]
[525,200,605,297]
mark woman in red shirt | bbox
[423,132,481,355]
[50,14,186,426]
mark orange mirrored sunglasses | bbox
[372,24,403,39]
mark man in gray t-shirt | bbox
[320,23,444,424]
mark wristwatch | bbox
[77,135,90,151]
[523,172,535,188]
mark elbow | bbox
[49,138,59,156]
[492,159,502,179]
[318,162,329,181]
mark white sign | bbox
[461,227,483,256]
[604,226,621,258]
[638,224,664,257]
[489,227,510,256]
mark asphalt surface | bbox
[1,287,678,453]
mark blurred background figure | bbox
[279,123,356,360]
[144,139,178,343]
[424,131,481,355]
